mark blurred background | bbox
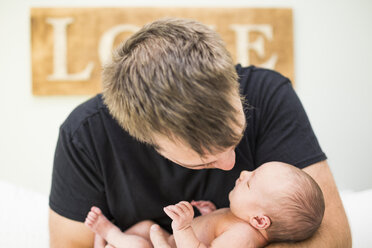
[0,0,371,197]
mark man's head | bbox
[102,18,246,169]
[228,162,325,242]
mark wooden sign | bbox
[31,8,293,95]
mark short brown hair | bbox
[102,18,243,155]
[266,166,325,242]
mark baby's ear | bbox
[250,215,271,230]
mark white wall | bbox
[0,0,371,195]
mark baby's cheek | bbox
[228,190,234,203]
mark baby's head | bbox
[228,161,325,242]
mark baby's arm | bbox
[164,201,208,248]
[191,200,216,216]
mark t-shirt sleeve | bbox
[253,77,327,169]
[49,126,110,222]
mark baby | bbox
[85,161,325,248]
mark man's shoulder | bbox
[235,64,289,82]
[60,94,108,135]
[236,64,291,94]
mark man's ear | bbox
[250,215,271,230]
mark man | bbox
[49,18,351,247]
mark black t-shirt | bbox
[49,65,326,232]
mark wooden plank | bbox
[31,8,294,95]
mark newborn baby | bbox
[85,161,325,248]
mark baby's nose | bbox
[239,170,250,180]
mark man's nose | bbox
[216,149,236,171]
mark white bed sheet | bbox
[0,180,371,247]
[340,189,372,248]
[0,181,49,248]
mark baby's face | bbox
[228,162,293,222]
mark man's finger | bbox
[150,224,171,248]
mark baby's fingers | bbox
[163,206,179,220]
[177,201,193,213]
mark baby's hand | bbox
[191,200,216,216]
[164,201,194,231]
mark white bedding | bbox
[0,181,48,247]
[0,180,371,247]
[340,190,372,248]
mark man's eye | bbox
[205,162,215,168]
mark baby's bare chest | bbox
[191,208,237,244]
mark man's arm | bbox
[267,160,352,248]
[49,208,95,248]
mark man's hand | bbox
[191,200,216,215]
[164,201,194,231]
